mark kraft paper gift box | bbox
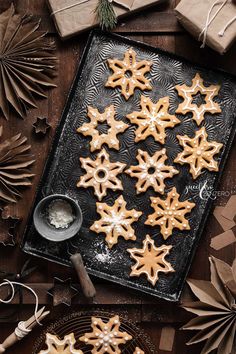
[175,0,236,54]
[48,0,166,39]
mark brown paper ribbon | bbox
[51,0,135,16]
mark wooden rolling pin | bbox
[0,307,50,353]
[70,253,96,299]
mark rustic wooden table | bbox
[0,0,235,353]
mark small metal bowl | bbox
[33,194,83,242]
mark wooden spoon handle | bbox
[70,253,96,299]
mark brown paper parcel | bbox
[175,0,236,54]
[48,0,165,39]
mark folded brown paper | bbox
[213,206,235,231]
[175,0,236,54]
[221,195,236,221]
[210,229,236,250]
[159,326,175,351]
[48,0,165,39]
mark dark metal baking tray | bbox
[22,30,236,301]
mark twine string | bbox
[50,0,131,16]
[51,0,90,16]
[15,321,31,340]
[199,0,236,48]
[0,279,41,326]
[199,0,228,48]
[218,15,236,36]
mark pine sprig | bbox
[95,0,117,30]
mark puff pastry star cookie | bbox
[175,73,221,125]
[126,148,179,194]
[79,315,132,354]
[174,127,223,179]
[127,235,174,286]
[126,95,180,144]
[134,348,145,354]
[77,149,126,201]
[91,195,142,249]
[38,333,83,354]
[145,187,195,239]
[77,105,129,152]
[105,48,152,100]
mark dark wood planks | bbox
[0,0,235,353]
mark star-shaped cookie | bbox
[126,95,180,144]
[105,48,152,100]
[134,347,145,354]
[126,148,179,194]
[127,235,174,286]
[79,315,132,354]
[77,149,126,201]
[145,187,195,239]
[77,105,129,152]
[91,195,142,248]
[175,73,221,125]
[39,333,83,354]
[174,127,223,179]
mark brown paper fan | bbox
[182,256,236,354]
[0,4,57,120]
[0,126,35,203]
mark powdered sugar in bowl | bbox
[33,194,83,242]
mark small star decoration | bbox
[47,277,78,306]
[33,117,51,135]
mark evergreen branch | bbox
[95,0,117,30]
